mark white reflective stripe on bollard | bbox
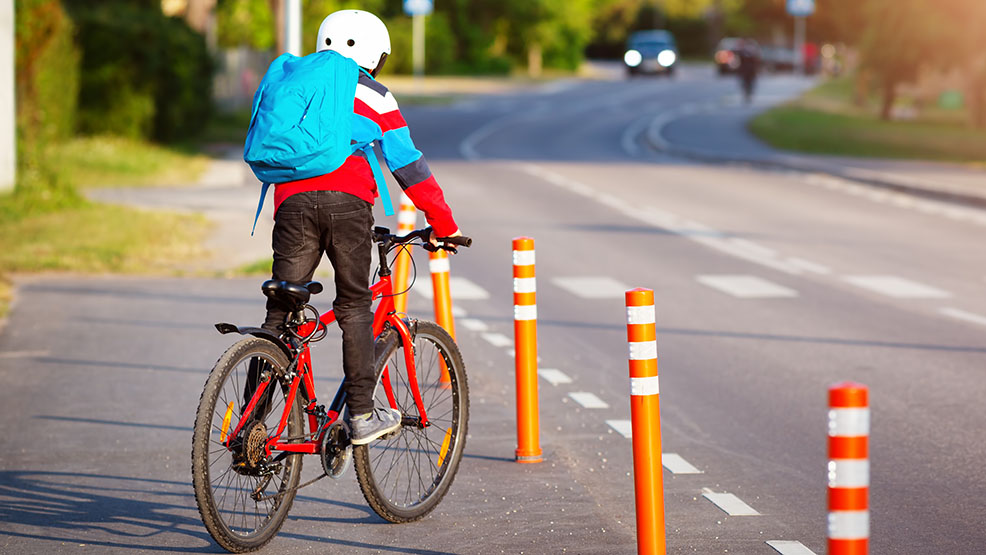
[512,250,536,266]
[398,209,417,227]
[514,305,538,321]
[628,340,657,361]
[630,376,660,396]
[429,257,451,274]
[827,510,869,540]
[626,305,656,325]
[513,277,537,293]
[827,459,870,488]
[828,408,870,437]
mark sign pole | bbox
[793,15,805,75]
[413,12,425,81]
[285,0,302,56]
[1,0,15,194]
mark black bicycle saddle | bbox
[261,280,324,309]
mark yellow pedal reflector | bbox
[437,428,453,468]
[220,401,234,442]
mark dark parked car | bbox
[624,30,678,77]
[761,46,797,73]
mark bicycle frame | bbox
[225,271,429,458]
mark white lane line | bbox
[785,257,832,275]
[452,305,468,317]
[728,238,777,257]
[766,540,818,555]
[844,275,951,299]
[568,392,609,409]
[459,318,489,332]
[702,489,761,516]
[661,453,703,474]
[552,276,632,299]
[606,420,633,438]
[538,368,573,386]
[940,307,986,327]
[415,276,491,300]
[481,333,512,348]
[697,275,798,298]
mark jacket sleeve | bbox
[355,80,458,237]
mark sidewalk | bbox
[646,95,986,208]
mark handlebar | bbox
[374,226,473,253]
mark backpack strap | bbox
[359,142,395,217]
[251,181,272,236]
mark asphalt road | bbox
[2,65,985,554]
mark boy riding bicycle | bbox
[258,10,462,446]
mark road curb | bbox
[644,108,986,211]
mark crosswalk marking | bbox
[766,540,817,555]
[606,419,633,438]
[568,392,609,409]
[940,307,986,327]
[415,276,490,300]
[551,276,632,299]
[538,368,573,386]
[480,333,512,348]
[459,318,489,332]
[661,453,703,474]
[702,489,761,516]
[697,275,798,298]
[844,275,950,298]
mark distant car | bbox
[714,38,760,75]
[624,30,678,77]
[761,46,796,73]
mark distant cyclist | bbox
[736,38,761,105]
[257,10,463,445]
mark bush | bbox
[67,2,214,142]
[14,0,81,193]
[385,13,457,75]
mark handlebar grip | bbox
[439,236,472,248]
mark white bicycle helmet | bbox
[316,10,391,76]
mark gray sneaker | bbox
[349,407,402,445]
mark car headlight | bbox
[658,50,676,67]
[624,50,643,67]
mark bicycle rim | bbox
[191,338,303,552]
[355,321,469,522]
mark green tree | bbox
[859,0,943,120]
[216,0,275,50]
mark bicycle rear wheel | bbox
[354,320,469,522]
[191,337,304,553]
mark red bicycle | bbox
[191,226,472,553]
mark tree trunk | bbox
[968,59,986,129]
[528,42,542,79]
[879,79,896,120]
[184,0,216,34]
[269,0,284,55]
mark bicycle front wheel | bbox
[191,337,304,553]
[354,320,469,522]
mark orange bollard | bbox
[429,248,455,339]
[625,288,666,555]
[392,193,416,315]
[828,382,869,555]
[513,237,542,463]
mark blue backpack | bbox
[244,50,394,235]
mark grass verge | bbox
[749,78,986,163]
[52,135,211,188]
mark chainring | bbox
[320,421,352,479]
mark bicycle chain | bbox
[254,471,328,503]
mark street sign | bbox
[786,0,815,17]
[404,0,433,16]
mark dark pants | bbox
[262,190,376,416]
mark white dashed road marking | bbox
[844,275,951,298]
[697,275,798,298]
[552,276,632,299]
[568,392,609,409]
[606,420,633,438]
[766,540,818,555]
[415,276,490,300]
[940,307,986,327]
[480,333,512,348]
[785,257,832,275]
[538,368,573,386]
[661,453,703,474]
[702,489,761,516]
[459,318,489,332]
